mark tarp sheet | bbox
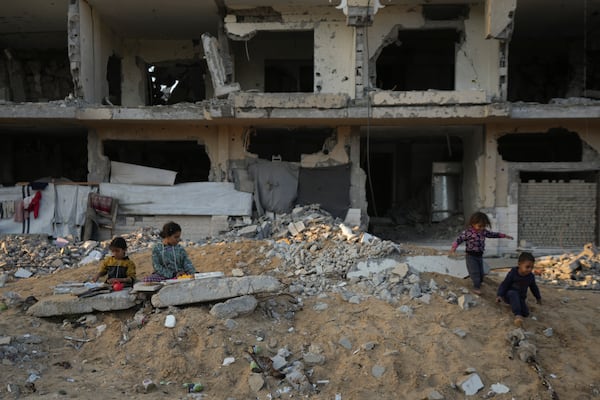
[110,161,177,186]
[248,159,299,215]
[297,164,351,219]
[99,182,252,216]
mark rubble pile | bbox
[217,205,420,302]
[536,243,600,290]
[0,228,159,279]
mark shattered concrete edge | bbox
[151,275,282,308]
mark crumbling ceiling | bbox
[1,0,599,52]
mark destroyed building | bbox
[1,0,600,255]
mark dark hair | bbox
[518,251,535,263]
[160,221,182,238]
[109,236,127,250]
[468,212,491,228]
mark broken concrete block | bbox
[151,276,281,308]
[210,215,229,236]
[14,268,33,278]
[27,291,138,317]
[456,373,484,396]
[347,258,399,278]
[344,208,361,227]
[238,225,257,237]
[209,295,258,319]
[201,33,240,98]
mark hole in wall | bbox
[103,140,210,183]
[375,29,459,91]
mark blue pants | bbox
[503,290,530,317]
[465,254,484,289]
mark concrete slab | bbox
[151,276,281,308]
[371,90,487,105]
[26,291,138,317]
[405,256,478,279]
[231,92,349,109]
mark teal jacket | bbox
[151,243,195,279]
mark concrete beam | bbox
[201,33,241,98]
[232,92,349,109]
[371,90,488,106]
[510,103,600,119]
[369,103,510,119]
[485,0,516,40]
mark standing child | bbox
[143,221,196,282]
[92,237,136,286]
[496,251,542,327]
[449,211,513,294]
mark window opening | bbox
[146,61,206,105]
[246,128,333,162]
[498,128,582,162]
[103,140,210,183]
[375,29,459,91]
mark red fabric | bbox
[90,193,113,216]
[25,191,42,219]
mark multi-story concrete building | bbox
[1,0,599,254]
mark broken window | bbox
[146,61,206,105]
[231,31,314,93]
[508,1,600,102]
[103,141,210,183]
[106,54,122,106]
[497,128,582,162]
[375,29,459,91]
[245,127,333,162]
[0,129,87,186]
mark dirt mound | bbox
[1,213,600,399]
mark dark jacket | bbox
[497,267,541,300]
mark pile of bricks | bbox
[536,243,600,289]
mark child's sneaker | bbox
[471,288,482,295]
[514,315,524,328]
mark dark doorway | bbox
[361,133,463,222]
[375,29,459,91]
[103,140,210,183]
[106,54,122,105]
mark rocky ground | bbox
[1,207,600,399]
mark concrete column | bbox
[346,126,368,228]
[482,125,499,209]
[354,26,370,99]
[87,130,110,183]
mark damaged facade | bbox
[1,0,600,254]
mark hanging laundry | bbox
[14,200,25,222]
[24,191,42,219]
[1,200,16,219]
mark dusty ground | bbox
[1,240,600,400]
